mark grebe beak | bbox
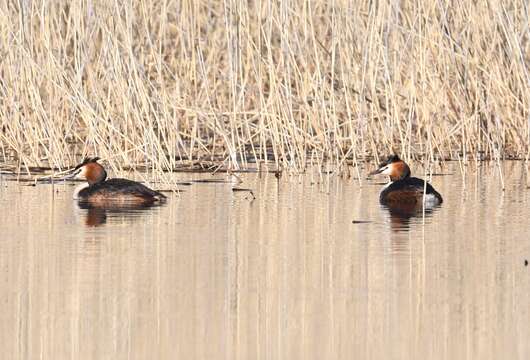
[369,165,388,176]
[57,167,83,181]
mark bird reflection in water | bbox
[383,202,441,231]
[77,200,164,227]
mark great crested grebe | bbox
[70,157,166,205]
[369,155,443,206]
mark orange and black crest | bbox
[74,157,101,170]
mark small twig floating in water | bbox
[157,189,185,194]
[193,178,230,184]
[352,220,372,224]
[232,187,252,192]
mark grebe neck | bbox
[73,183,89,200]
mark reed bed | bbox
[0,0,528,175]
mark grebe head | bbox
[369,155,411,181]
[73,157,107,185]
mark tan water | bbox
[1,162,529,360]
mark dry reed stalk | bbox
[0,0,527,177]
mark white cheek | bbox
[75,167,87,180]
[73,183,89,199]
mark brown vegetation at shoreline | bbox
[0,1,528,174]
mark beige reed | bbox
[0,0,528,174]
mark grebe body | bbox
[71,158,166,205]
[370,155,442,206]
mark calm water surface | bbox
[1,162,529,359]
